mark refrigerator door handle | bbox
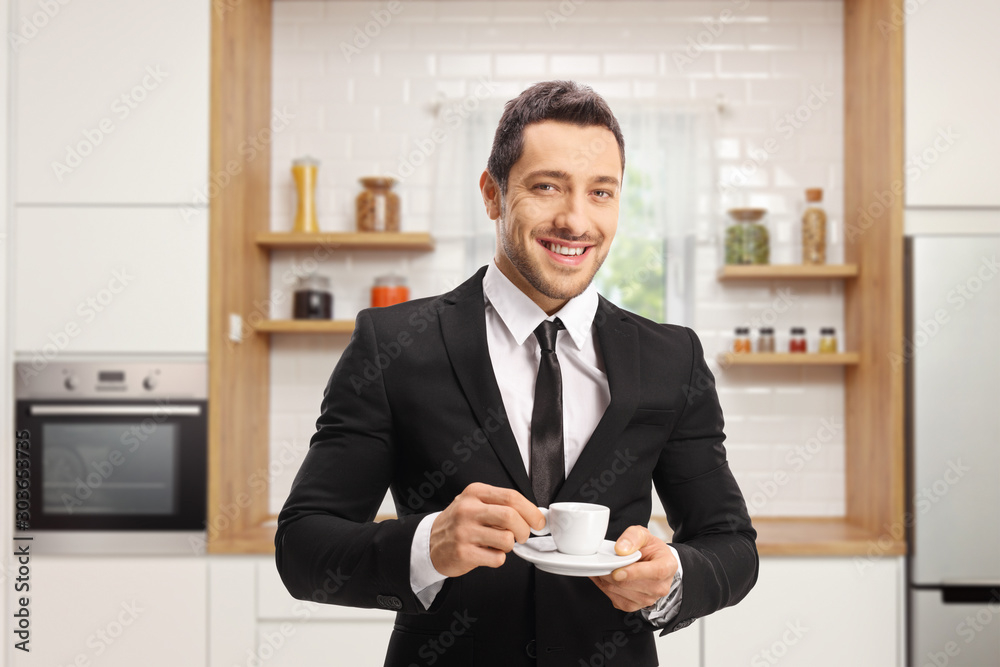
[941,586,1000,604]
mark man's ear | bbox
[479,170,502,221]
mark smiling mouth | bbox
[540,240,591,257]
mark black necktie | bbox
[530,318,565,507]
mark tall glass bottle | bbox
[801,188,827,264]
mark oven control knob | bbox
[143,375,158,391]
[64,375,79,391]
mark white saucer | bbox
[512,537,641,577]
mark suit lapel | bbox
[439,267,534,499]
[555,296,640,502]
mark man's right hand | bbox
[429,482,545,578]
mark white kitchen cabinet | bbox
[905,0,1000,207]
[14,556,207,667]
[14,206,208,355]
[703,556,903,667]
[13,0,208,204]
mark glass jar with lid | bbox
[733,327,751,353]
[293,273,333,319]
[757,327,776,353]
[819,327,838,353]
[789,327,808,353]
[801,188,827,264]
[724,208,770,265]
[371,274,409,308]
[356,177,400,233]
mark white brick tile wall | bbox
[269,0,847,518]
[549,54,602,77]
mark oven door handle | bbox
[28,405,202,416]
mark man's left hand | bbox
[589,525,677,612]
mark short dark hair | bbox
[486,80,625,196]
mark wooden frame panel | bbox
[843,0,906,543]
[208,0,274,553]
[208,0,906,555]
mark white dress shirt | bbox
[408,260,683,625]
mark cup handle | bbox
[530,507,550,537]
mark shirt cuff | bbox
[410,511,447,610]
[640,544,684,627]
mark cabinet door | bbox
[905,0,1000,207]
[14,556,207,667]
[13,0,208,204]
[14,206,208,354]
[703,557,902,667]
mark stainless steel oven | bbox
[14,360,207,554]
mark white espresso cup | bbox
[530,502,610,555]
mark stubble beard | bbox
[497,209,606,302]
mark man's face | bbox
[481,120,622,314]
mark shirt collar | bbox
[483,259,599,351]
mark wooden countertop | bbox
[214,516,905,557]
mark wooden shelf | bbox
[255,231,434,251]
[717,352,860,366]
[650,516,903,556]
[717,264,859,280]
[749,517,904,557]
[254,319,355,334]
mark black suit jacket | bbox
[275,266,758,667]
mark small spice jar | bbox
[371,274,409,308]
[789,327,808,353]
[293,273,333,319]
[757,327,776,353]
[356,176,400,232]
[819,327,838,353]
[733,327,751,353]
[724,208,770,265]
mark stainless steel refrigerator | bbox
[907,234,1000,665]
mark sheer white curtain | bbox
[430,101,716,326]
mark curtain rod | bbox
[426,93,728,116]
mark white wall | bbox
[267,0,847,518]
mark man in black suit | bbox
[275,80,757,666]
